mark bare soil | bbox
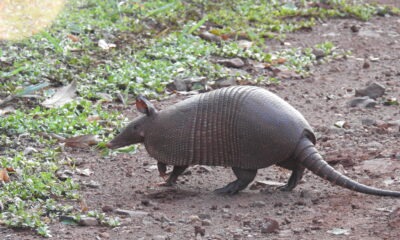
[3,2,400,240]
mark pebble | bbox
[250,201,266,208]
[98,232,110,238]
[260,218,279,234]
[194,226,206,237]
[115,209,149,217]
[188,215,201,223]
[102,205,114,213]
[152,235,168,240]
[201,219,212,226]
[355,82,385,99]
[79,217,99,226]
[217,58,245,68]
[199,31,221,43]
[347,96,376,108]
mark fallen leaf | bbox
[41,81,77,108]
[98,39,116,50]
[76,168,93,176]
[64,134,99,148]
[80,198,89,213]
[67,34,80,42]
[0,168,10,182]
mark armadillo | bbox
[106,86,400,197]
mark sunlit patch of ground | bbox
[0,0,65,40]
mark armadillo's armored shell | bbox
[144,86,314,169]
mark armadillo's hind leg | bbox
[214,167,257,195]
[278,166,305,191]
[164,165,188,186]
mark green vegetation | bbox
[0,0,397,237]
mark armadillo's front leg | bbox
[159,165,188,186]
[214,167,257,195]
[157,162,168,180]
[278,167,305,191]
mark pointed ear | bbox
[136,95,156,116]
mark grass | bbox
[0,0,398,237]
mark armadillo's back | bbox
[145,86,314,169]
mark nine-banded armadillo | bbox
[106,86,400,197]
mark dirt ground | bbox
[3,1,400,240]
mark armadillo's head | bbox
[106,96,157,149]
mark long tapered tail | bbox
[295,137,400,197]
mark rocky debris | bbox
[250,201,266,208]
[347,96,376,108]
[199,31,221,43]
[355,82,385,99]
[98,232,110,238]
[388,207,400,229]
[78,217,99,226]
[260,218,279,234]
[188,215,201,224]
[212,78,237,88]
[361,118,376,126]
[56,169,73,181]
[312,48,326,59]
[350,25,361,33]
[152,235,169,240]
[102,205,114,213]
[194,226,206,237]
[356,158,400,175]
[82,180,101,188]
[115,209,149,217]
[167,77,208,92]
[217,58,245,68]
[362,59,370,69]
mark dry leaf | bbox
[76,168,93,176]
[67,34,80,42]
[0,168,10,182]
[41,80,77,108]
[98,39,116,50]
[80,198,89,213]
[86,115,101,122]
[64,134,99,148]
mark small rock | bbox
[347,96,376,108]
[79,217,99,226]
[194,226,206,237]
[202,219,212,226]
[350,25,360,32]
[260,218,279,233]
[361,118,376,126]
[217,58,245,68]
[312,48,326,59]
[83,180,101,188]
[102,205,114,213]
[199,31,221,43]
[152,235,168,240]
[99,232,110,238]
[115,209,149,217]
[198,213,211,220]
[362,59,370,69]
[355,82,385,99]
[188,215,201,223]
[364,141,383,149]
[213,77,237,88]
[250,201,266,208]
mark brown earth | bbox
[3,1,400,240]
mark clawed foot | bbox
[277,184,293,192]
[214,181,241,195]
